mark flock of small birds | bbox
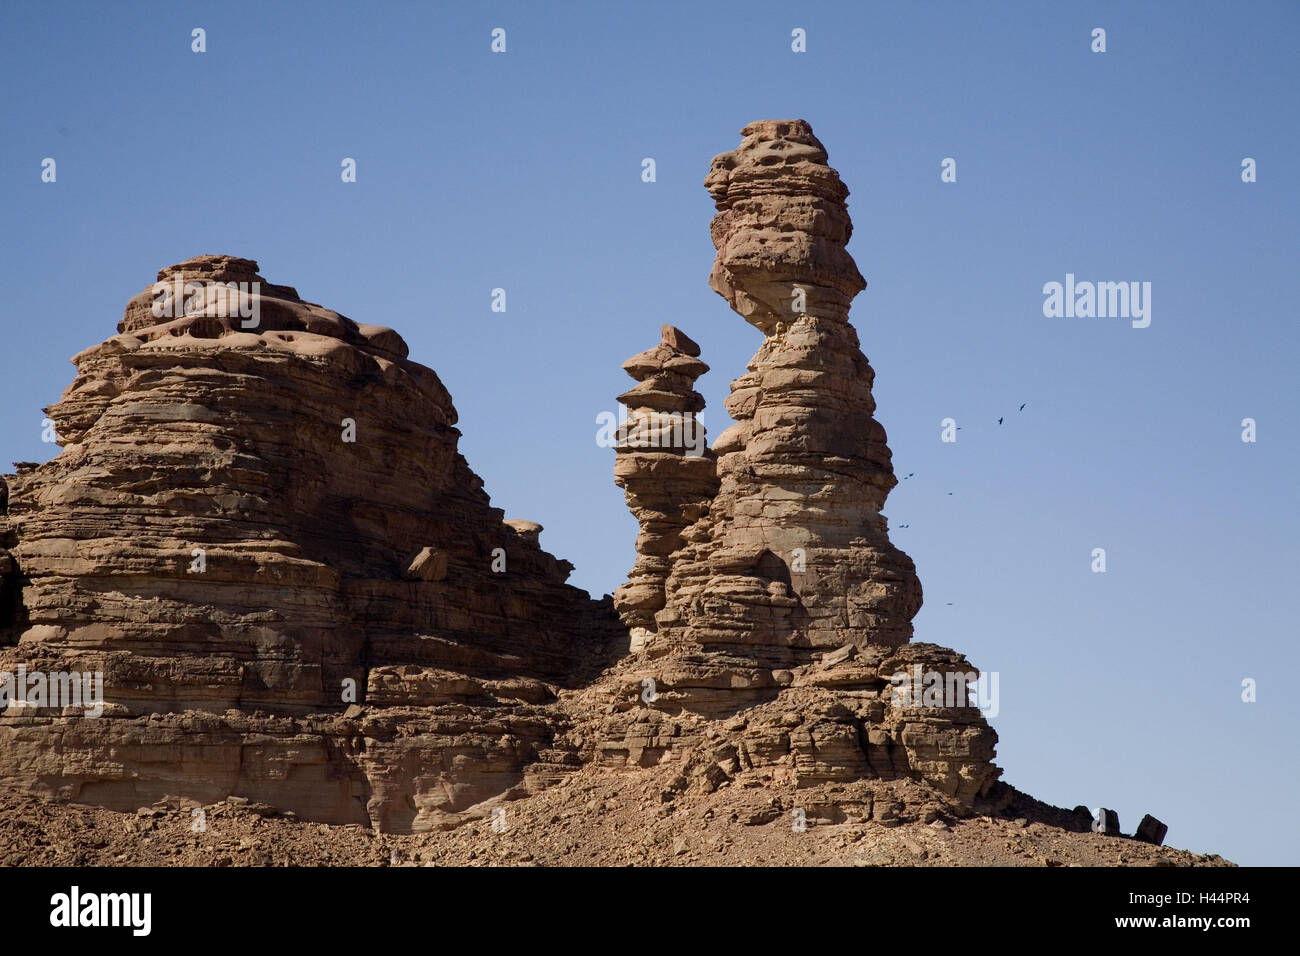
[996,404,1028,427]
[894,403,1029,609]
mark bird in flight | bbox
[997,417,1004,425]
[1019,403,1027,411]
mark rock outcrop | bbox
[1,123,1005,837]
[0,254,621,830]
[602,120,1000,804]
[612,325,718,650]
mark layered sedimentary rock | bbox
[0,123,1002,833]
[612,325,718,649]
[0,255,620,830]
[603,120,999,803]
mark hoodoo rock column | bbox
[604,121,1000,804]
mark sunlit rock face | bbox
[603,121,999,804]
[0,254,621,830]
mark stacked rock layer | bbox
[0,255,621,831]
[612,325,719,647]
[0,122,1002,829]
[603,120,999,803]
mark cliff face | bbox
[0,254,620,831]
[6,254,606,700]
[0,122,1002,835]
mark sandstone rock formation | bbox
[1,124,1008,840]
[612,325,718,650]
[603,120,1000,804]
[0,254,621,831]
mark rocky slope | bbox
[0,773,1229,867]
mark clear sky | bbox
[2,1,1296,865]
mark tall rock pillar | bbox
[603,121,999,805]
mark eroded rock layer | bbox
[603,120,1000,803]
[612,325,718,648]
[0,255,620,830]
[0,122,1003,832]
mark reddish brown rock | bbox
[704,119,866,331]
[2,126,1007,837]
[602,120,1000,804]
[612,325,719,648]
[0,254,621,830]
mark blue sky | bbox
[2,1,1297,865]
